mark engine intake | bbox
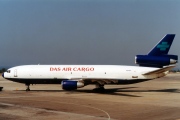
[61,80,84,90]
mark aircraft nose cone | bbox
[2,73,4,78]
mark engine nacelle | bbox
[135,55,178,67]
[61,80,84,90]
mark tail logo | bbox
[157,42,169,51]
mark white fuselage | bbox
[3,65,163,81]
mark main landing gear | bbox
[25,84,30,91]
[93,84,105,92]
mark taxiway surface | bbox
[0,74,180,120]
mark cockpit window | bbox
[7,70,11,73]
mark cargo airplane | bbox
[2,34,178,91]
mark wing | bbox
[68,78,120,85]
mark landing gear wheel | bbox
[93,84,105,92]
[26,88,30,91]
[25,84,30,91]
[93,87,105,92]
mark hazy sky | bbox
[0,0,180,68]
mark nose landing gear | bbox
[0,87,3,91]
[25,84,30,91]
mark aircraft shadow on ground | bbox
[71,87,140,97]
[18,90,65,92]
[17,87,180,97]
[74,87,180,97]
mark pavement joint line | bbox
[0,102,110,120]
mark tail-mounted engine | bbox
[135,55,178,68]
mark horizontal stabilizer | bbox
[142,65,175,75]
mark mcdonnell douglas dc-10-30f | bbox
[2,34,178,91]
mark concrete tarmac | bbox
[0,74,180,120]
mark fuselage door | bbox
[14,69,17,77]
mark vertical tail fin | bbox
[148,34,175,56]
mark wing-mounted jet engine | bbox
[135,34,178,68]
[61,80,84,90]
